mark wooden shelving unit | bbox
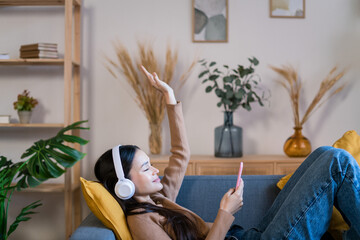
[0,0,82,238]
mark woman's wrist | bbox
[164,89,177,105]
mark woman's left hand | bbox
[141,66,177,105]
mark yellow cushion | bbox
[80,177,133,240]
[277,130,360,239]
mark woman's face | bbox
[129,149,163,198]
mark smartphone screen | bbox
[236,162,243,188]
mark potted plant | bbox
[13,90,38,124]
[0,120,88,240]
[198,57,268,157]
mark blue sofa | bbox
[70,175,283,240]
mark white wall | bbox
[1,0,359,239]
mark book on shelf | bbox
[0,115,10,124]
[20,43,58,51]
[0,53,10,59]
[20,50,58,56]
[20,53,59,59]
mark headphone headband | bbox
[112,145,125,180]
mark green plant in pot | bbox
[198,57,268,157]
[0,120,89,240]
[13,90,38,124]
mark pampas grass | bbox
[105,40,197,154]
[270,65,346,128]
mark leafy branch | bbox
[198,57,269,112]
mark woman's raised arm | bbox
[141,66,190,201]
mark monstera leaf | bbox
[0,120,89,240]
[16,120,89,189]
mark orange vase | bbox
[283,127,312,157]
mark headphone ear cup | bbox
[114,179,135,200]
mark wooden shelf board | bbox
[0,123,65,128]
[0,59,79,66]
[12,182,80,193]
[0,0,81,6]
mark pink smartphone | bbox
[236,162,243,188]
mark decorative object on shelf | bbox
[192,0,228,42]
[13,90,38,124]
[0,120,89,240]
[0,115,10,124]
[106,40,197,155]
[19,43,58,59]
[283,126,311,157]
[214,111,243,157]
[270,0,305,18]
[199,57,269,157]
[270,64,346,157]
[0,53,10,60]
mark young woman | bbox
[95,66,360,240]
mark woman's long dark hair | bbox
[94,145,204,240]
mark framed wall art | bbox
[192,0,228,43]
[270,0,305,18]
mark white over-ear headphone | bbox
[112,145,135,200]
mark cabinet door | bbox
[195,162,274,175]
[275,163,301,175]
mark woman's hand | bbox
[219,179,244,215]
[141,65,177,105]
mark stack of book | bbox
[20,43,58,59]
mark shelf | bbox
[0,59,80,67]
[0,0,81,6]
[0,123,65,128]
[12,183,80,193]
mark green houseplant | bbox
[13,90,38,124]
[198,57,268,157]
[0,120,89,240]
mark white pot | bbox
[18,111,32,124]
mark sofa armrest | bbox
[70,213,115,240]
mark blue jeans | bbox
[226,146,360,240]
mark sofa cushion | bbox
[177,175,282,229]
[80,177,132,240]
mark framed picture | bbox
[192,0,228,43]
[270,0,305,18]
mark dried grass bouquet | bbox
[270,65,346,129]
[106,40,197,154]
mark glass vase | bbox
[215,111,243,158]
[283,127,311,157]
[149,123,162,155]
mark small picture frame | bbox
[270,0,305,18]
[192,0,228,43]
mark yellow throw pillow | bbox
[333,130,360,161]
[80,177,133,240]
[277,130,360,239]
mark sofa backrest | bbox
[176,175,282,229]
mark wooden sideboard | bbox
[150,155,306,176]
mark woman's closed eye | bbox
[143,163,152,172]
